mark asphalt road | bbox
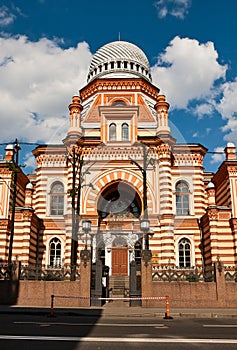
[1,313,237,349]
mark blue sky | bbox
[0,0,237,173]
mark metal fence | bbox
[224,266,237,282]
[0,263,80,281]
[19,264,81,281]
[152,265,215,282]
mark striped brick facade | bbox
[1,40,237,275]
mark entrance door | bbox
[112,247,128,275]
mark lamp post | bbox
[66,146,85,267]
[8,139,21,269]
[130,143,154,250]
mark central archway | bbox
[97,180,142,219]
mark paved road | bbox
[1,313,237,349]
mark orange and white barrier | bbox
[49,294,173,319]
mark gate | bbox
[91,260,109,306]
[129,260,141,306]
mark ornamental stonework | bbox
[174,153,203,166]
[207,208,218,221]
[0,168,12,175]
[0,219,9,229]
[219,212,231,220]
[228,166,237,176]
[22,211,33,220]
[80,79,159,101]
[158,144,171,160]
[36,153,66,166]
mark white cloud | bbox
[154,0,191,19]
[216,79,237,119]
[23,152,36,170]
[0,6,16,26]
[192,103,214,119]
[210,147,225,164]
[0,35,92,143]
[151,36,227,109]
[212,79,237,144]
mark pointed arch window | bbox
[49,237,62,267]
[175,181,189,216]
[122,123,129,141]
[109,123,116,141]
[50,181,64,216]
[178,238,191,268]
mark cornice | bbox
[80,78,160,102]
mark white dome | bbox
[87,41,151,83]
[206,181,215,189]
[26,182,33,190]
[5,144,14,150]
[227,142,235,148]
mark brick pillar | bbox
[79,249,91,306]
[214,259,226,306]
[141,250,152,307]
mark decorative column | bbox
[155,95,170,136]
[206,182,216,207]
[229,218,237,265]
[205,182,219,265]
[67,95,83,138]
[158,143,174,265]
[4,144,15,161]
[25,183,34,207]
[224,142,236,161]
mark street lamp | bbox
[130,142,154,250]
[140,218,150,250]
[82,219,91,249]
[8,139,21,269]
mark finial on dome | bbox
[206,181,216,206]
[224,142,236,161]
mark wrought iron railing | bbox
[0,263,11,280]
[152,265,215,282]
[224,266,237,282]
[19,264,80,281]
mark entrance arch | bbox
[97,180,142,219]
[96,180,142,276]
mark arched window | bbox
[178,238,191,268]
[112,100,126,106]
[122,123,129,141]
[175,181,189,216]
[50,181,64,216]
[49,237,62,267]
[109,123,116,141]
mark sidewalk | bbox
[1,303,237,318]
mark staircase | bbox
[109,275,129,298]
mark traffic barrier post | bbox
[49,294,55,317]
[164,295,173,319]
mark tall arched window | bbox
[49,237,62,267]
[175,181,189,216]
[50,181,64,216]
[178,238,191,268]
[122,123,129,141]
[109,123,116,141]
